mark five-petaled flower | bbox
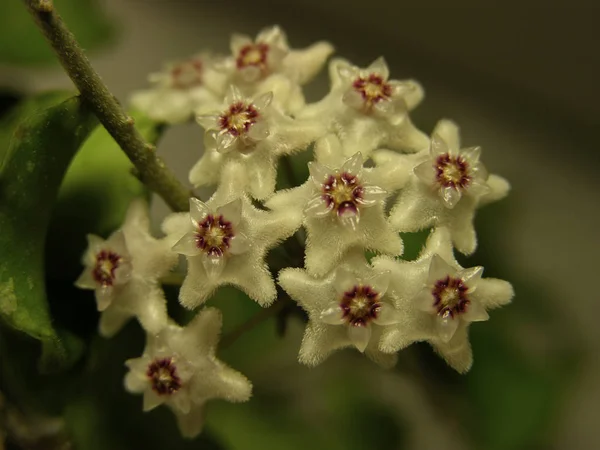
[375,119,510,254]
[130,53,223,124]
[266,135,402,275]
[279,251,401,368]
[165,162,301,308]
[192,86,324,199]
[124,308,252,438]
[298,58,429,157]
[372,227,514,373]
[75,200,177,337]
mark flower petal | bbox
[172,232,202,257]
[230,33,252,54]
[247,119,270,141]
[225,85,243,104]
[75,269,95,290]
[304,196,333,218]
[359,184,387,206]
[308,161,332,187]
[415,288,435,313]
[440,186,462,209]
[366,270,390,296]
[320,302,345,325]
[372,302,400,325]
[367,56,389,79]
[334,268,358,295]
[196,114,219,131]
[342,89,365,110]
[189,198,210,227]
[459,266,484,289]
[463,300,489,322]
[252,91,273,110]
[95,287,113,311]
[216,132,237,153]
[338,206,360,230]
[414,161,436,186]
[430,133,450,157]
[202,253,226,279]
[216,198,243,226]
[427,254,456,285]
[348,324,371,352]
[143,390,164,412]
[436,315,459,343]
[461,146,482,164]
[229,233,250,255]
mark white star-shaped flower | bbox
[124,307,252,438]
[297,57,429,157]
[75,200,178,337]
[266,134,403,276]
[278,251,400,368]
[164,162,301,309]
[372,227,514,373]
[377,119,511,254]
[192,85,324,200]
[211,26,333,113]
[129,53,223,124]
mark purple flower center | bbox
[340,285,382,326]
[236,43,269,71]
[170,58,203,89]
[435,153,472,190]
[322,172,365,218]
[194,214,234,258]
[147,357,182,396]
[352,74,393,107]
[218,102,260,137]
[432,276,470,319]
[92,250,121,287]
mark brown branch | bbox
[22,0,190,212]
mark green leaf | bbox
[0,91,73,155]
[0,94,97,372]
[46,109,161,280]
[0,0,114,66]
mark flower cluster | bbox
[76,25,513,438]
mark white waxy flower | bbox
[209,26,333,113]
[222,25,333,86]
[338,57,424,115]
[298,58,429,157]
[192,86,324,200]
[130,53,223,124]
[278,251,400,368]
[75,200,178,337]
[164,162,301,308]
[266,135,403,276]
[372,227,514,373]
[124,308,252,438]
[380,119,511,254]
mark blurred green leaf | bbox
[47,109,161,280]
[0,93,97,372]
[0,0,114,66]
[464,280,579,450]
[459,204,581,449]
[0,90,21,118]
[0,91,72,154]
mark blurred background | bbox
[1,0,599,449]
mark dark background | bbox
[1,1,598,449]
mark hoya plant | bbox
[0,1,531,448]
